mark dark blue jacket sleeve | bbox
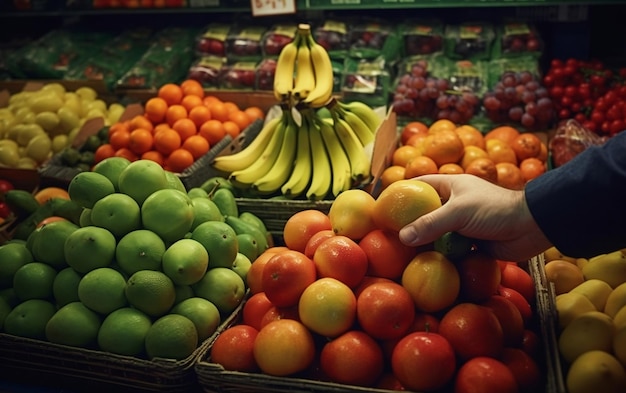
[525,131,626,258]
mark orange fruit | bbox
[203,95,223,107]
[428,119,456,134]
[401,121,429,145]
[405,133,428,150]
[180,79,205,98]
[510,133,542,162]
[486,139,518,165]
[153,123,171,136]
[359,228,417,281]
[495,162,525,190]
[229,110,252,132]
[188,105,212,128]
[438,163,464,174]
[283,210,332,254]
[460,145,489,170]
[109,128,131,150]
[180,94,204,113]
[519,157,546,182]
[455,125,485,149]
[244,106,265,122]
[484,125,521,146]
[172,118,197,142]
[392,145,421,168]
[298,277,357,338]
[144,97,168,124]
[372,179,442,233]
[182,135,210,160]
[223,101,240,114]
[158,83,183,106]
[210,325,258,372]
[199,119,226,146]
[114,147,138,162]
[34,187,70,205]
[422,130,465,167]
[128,114,154,133]
[253,319,315,377]
[464,157,498,183]
[328,189,377,241]
[380,165,406,190]
[154,128,182,156]
[207,101,229,122]
[165,104,188,127]
[223,121,241,139]
[545,259,585,296]
[403,156,438,179]
[128,128,154,155]
[166,148,195,173]
[108,121,130,137]
[141,150,165,166]
[94,144,116,164]
[537,142,548,162]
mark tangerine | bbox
[404,156,438,179]
[128,114,154,133]
[428,119,456,134]
[154,128,182,156]
[495,162,525,190]
[158,83,183,106]
[455,125,485,149]
[172,118,197,142]
[180,95,204,113]
[244,106,265,122]
[182,135,210,160]
[510,132,542,162]
[392,145,422,168]
[484,125,520,146]
[180,79,205,98]
[167,148,195,173]
[438,163,464,174]
[223,121,241,139]
[128,128,154,155]
[141,150,165,166]
[519,157,546,182]
[422,130,465,167]
[94,144,116,164]
[380,165,406,190]
[188,106,212,128]
[229,110,252,132]
[208,101,229,122]
[165,104,188,127]
[199,120,226,146]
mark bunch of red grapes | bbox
[482,70,554,131]
[391,60,479,124]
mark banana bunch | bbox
[273,23,334,109]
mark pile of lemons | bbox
[0,157,268,361]
[543,246,626,393]
[0,83,125,169]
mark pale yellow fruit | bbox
[30,93,64,114]
[566,350,626,393]
[614,325,626,368]
[15,123,46,146]
[570,279,614,311]
[76,86,98,102]
[57,106,81,133]
[41,82,66,97]
[558,310,615,364]
[25,133,52,164]
[544,246,578,263]
[0,144,19,167]
[328,189,377,241]
[583,250,626,289]
[16,157,37,169]
[51,134,69,153]
[577,258,589,270]
[556,292,597,330]
[614,306,626,329]
[545,259,585,295]
[605,282,626,318]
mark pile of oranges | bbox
[381,119,549,191]
[94,80,265,173]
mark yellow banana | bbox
[338,100,382,135]
[305,114,332,201]
[291,27,316,102]
[331,103,375,146]
[333,117,371,185]
[281,114,312,198]
[253,113,298,195]
[318,118,352,197]
[230,111,289,186]
[211,116,282,173]
[302,28,334,108]
[273,35,300,103]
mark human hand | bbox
[398,174,552,262]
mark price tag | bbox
[251,0,296,17]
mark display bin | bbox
[0,167,41,243]
[194,253,565,393]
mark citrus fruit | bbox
[0,242,33,289]
[570,279,613,311]
[231,252,252,283]
[165,170,187,193]
[145,314,198,360]
[558,310,615,363]
[45,301,102,348]
[190,197,224,230]
[97,307,152,356]
[28,219,79,269]
[12,262,57,301]
[141,189,194,244]
[421,130,465,167]
[298,277,357,338]
[90,192,142,239]
[171,297,221,342]
[253,319,315,376]
[78,267,128,315]
[79,208,92,227]
[555,292,597,330]
[282,209,332,254]
[174,285,194,305]
[117,159,170,206]
[67,171,116,209]
[162,239,209,286]
[63,226,117,274]
[190,221,238,269]
[545,259,585,295]
[372,179,442,232]
[3,299,57,339]
[115,229,166,276]
[125,270,176,317]
[566,350,626,393]
[33,187,70,205]
[52,266,82,307]
[192,267,246,315]
[328,189,377,241]
[210,324,259,372]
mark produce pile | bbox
[205,183,545,392]
[0,158,273,361]
[210,23,382,201]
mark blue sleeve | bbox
[524,131,626,258]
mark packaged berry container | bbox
[261,24,298,58]
[195,23,232,58]
[444,21,495,61]
[400,19,445,57]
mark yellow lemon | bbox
[570,279,614,311]
[558,310,615,364]
[555,292,597,330]
[566,350,626,393]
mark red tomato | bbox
[356,281,415,340]
[242,292,274,331]
[497,285,533,325]
[454,357,518,393]
[210,325,259,372]
[481,295,525,347]
[456,251,502,303]
[391,332,456,392]
[0,180,14,194]
[500,347,542,393]
[500,263,536,304]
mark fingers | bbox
[399,202,461,247]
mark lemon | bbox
[190,221,238,269]
[90,193,141,239]
[28,219,79,269]
[570,279,614,311]
[12,262,57,302]
[192,267,246,315]
[125,270,176,317]
[566,350,626,393]
[605,282,626,318]
[328,189,377,241]
[614,325,626,368]
[25,133,52,164]
[558,310,616,364]
[162,239,209,286]
[52,267,82,307]
[64,226,117,274]
[115,229,166,276]
[45,301,101,348]
[3,299,56,339]
[97,307,152,356]
[171,297,221,342]
[92,156,131,192]
[118,160,170,206]
[78,267,127,315]
[0,242,34,289]
[68,171,116,209]
[555,292,597,330]
[583,250,626,289]
[141,189,195,244]
[145,314,198,360]
[615,306,626,329]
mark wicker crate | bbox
[194,254,564,393]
